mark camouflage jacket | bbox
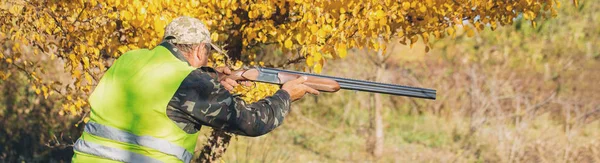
[162,43,291,136]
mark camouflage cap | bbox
[164,16,223,54]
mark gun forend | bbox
[277,72,341,92]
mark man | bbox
[71,16,319,163]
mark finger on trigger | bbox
[221,82,233,91]
[227,79,239,87]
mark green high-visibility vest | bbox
[72,44,199,163]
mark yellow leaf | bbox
[50,53,56,60]
[42,86,49,99]
[233,16,241,24]
[211,32,219,42]
[117,46,128,54]
[313,53,322,62]
[33,85,41,95]
[419,6,427,12]
[527,11,536,20]
[306,56,314,66]
[154,18,166,29]
[310,25,318,34]
[466,27,475,37]
[85,72,93,84]
[524,11,531,20]
[337,43,348,58]
[72,70,82,78]
[284,39,293,49]
[83,57,90,69]
[317,29,326,38]
[295,33,302,44]
[402,2,411,10]
[68,105,77,114]
[314,64,322,73]
[374,10,385,20]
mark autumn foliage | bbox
[0,0,573,114]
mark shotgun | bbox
[224,67,436,100]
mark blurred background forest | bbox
[214,2,599,162]
[1,0,599,162]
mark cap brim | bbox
[209,43,224,54]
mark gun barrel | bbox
[339,82,436,99]
[259,67,436,100]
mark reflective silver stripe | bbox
[74,139,162,163]
[84,122,193,163]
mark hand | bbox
[215,66,252,91]
[281,76,320,101]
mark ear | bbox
[193,44,204,58]
[195,43,209,66]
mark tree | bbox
[0,0,576,160]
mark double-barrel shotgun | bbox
[224,67,436,100]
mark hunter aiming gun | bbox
[225,67,436,100]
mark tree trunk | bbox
[373,62,386,158]
[367,49,386,158]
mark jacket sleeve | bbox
[169,67,291,137]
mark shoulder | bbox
[179,67,219,89]
[114,48,150,62]
[121,48,151,57]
